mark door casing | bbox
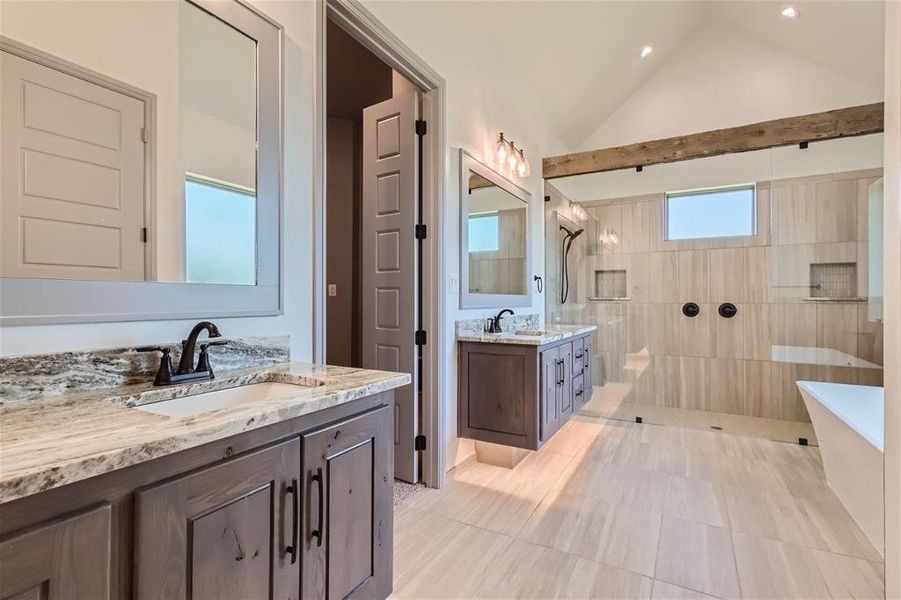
[315,0,446,488]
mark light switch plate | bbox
[448,274,459,294]
[328,284,337,297]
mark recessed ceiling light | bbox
[639,45,654,59]
[781,6,799,18]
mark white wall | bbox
[0,0,316,361]
[579,23,884,151]
[883,1,901,595]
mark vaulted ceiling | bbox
[362,0,885,154]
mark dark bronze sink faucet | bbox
[489,309,515,333]
[137,321,228,386]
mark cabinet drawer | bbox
[572,373,586,409]
[571,337,585,376]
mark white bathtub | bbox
[797,381,884,557]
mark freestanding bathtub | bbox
[797,381,884,557]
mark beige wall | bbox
[549,168,884,422]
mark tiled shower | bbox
[545,134,884,425]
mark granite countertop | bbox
[0,363,410,504]
[456,324,597,346]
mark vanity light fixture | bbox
[639,45,654,59]
[781,6,799,18]
[494,132,530,178]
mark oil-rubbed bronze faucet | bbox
[137,321,228,386]
[489,309,515,333]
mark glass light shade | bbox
[516,148,531,177]
[507,141,518,169]
[495,133,508,163]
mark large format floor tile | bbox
[393,411,883,600]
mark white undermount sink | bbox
[135,382,313,418]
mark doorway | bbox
[324,18,425,484]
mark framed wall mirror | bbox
[0,0,282,324]
[459,149,531,309]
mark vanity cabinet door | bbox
[0,504,112,600]
[557,342,574,422]
[134,438,300,600]
[540,347,560,440]
[301,406,393,600]
[571,337,584,376]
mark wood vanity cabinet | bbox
[0,504,112,600]
[459,332,593,451]
[0,393,396,600]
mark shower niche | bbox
[593,269,628,300]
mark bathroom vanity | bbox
[457,325,596,450]
[0,364,409,600]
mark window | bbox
[185,176,257,285]
[666,184,756,241]
[468,213,500,252]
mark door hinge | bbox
[415,330,427,346]
[414,435,427,451]
[140,227,148,243]
[415,119,427,136]
[415,224,427,240]
[141,127,149,144]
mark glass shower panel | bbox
[769,134,885,416]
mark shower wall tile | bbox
[594,303,625,353]
[815,179,858,244]
[648,252,679,303]
[709,248,770,304]
[816,304,859,358]
[621,200,652,254]
[654,355,681,408]
[714,310,743,359]
[648,197,666,252]
[769,244,812,301]
[679,356,708,411]
[744,360,781,420]
[677,250,710,303]
[858,304,883,366]
[742,304,772,361]
[771,182,817,245]
[770,304,817,348]
[675,304,714,358]
[624,253,651,302]
[708,358,746,415]
[777,362,820,421]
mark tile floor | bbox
[392,414,883,599]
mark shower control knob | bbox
[682,302,700,318]
[718,303,738,318]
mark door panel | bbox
[134,439,300,600]
[0,504,112,600]
[362,92,419,483]
[1,51,146,280]
[302,406,393,600]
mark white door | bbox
[362,91,419,483]
[1,51,146,280]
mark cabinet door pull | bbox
[575,352,583,359]
[311,467,324,547]
[285,478,299,563]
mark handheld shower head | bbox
[560,225,585,240]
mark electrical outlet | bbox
[328,284,337,297]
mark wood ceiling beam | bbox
[542,102,885,180]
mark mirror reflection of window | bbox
[177,0,257,284]
[185,177,256,285]
[468,213,500,252]
[467,170,527,295]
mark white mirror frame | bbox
[0,0,283,325]
[459,149,532,309]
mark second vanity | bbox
[457,323,597,450]
[0,362,409,600]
